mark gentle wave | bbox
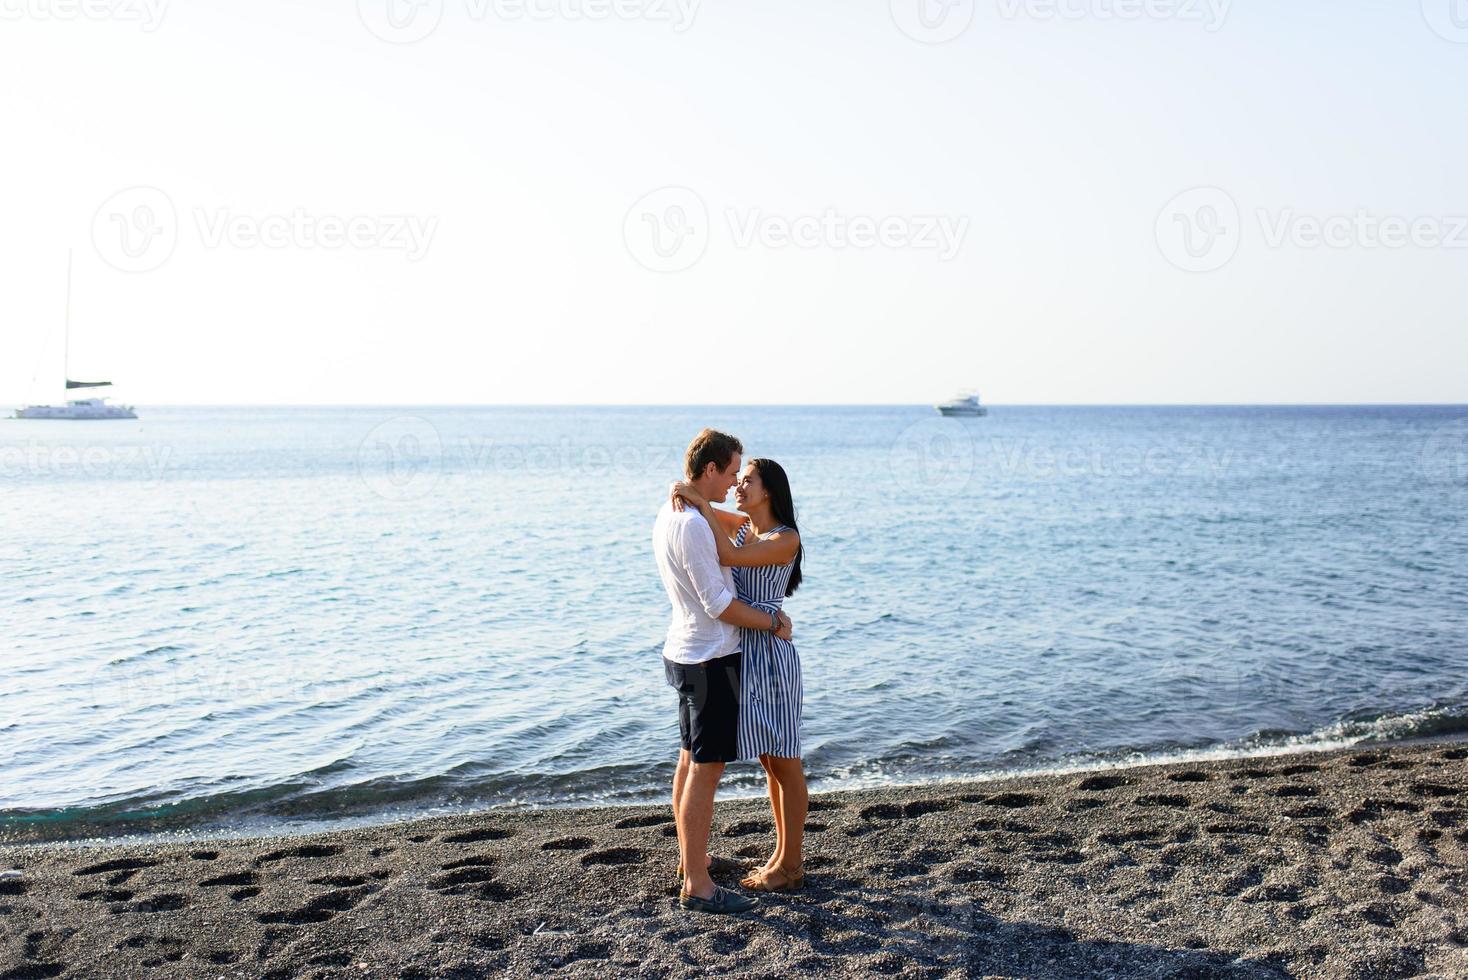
[5,704,1464,847]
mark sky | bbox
[2,0,1465,405]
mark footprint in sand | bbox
[199,871,258,888]
[429,865,500,891]
[440,827,514,844]
[256,885,376,925]
[1162,768,1209,786]
[542,837,594,851]
[76,888,133,904]
[1134,794,1192,809]
[580,847,646,867]
[73,858,159,877]
[1411,782,1460,799]
[984,792,1042,809]
[254,844,342,866]
[1076,775,1128,792]
[615,814,673,829]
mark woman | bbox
[672,458,807,892]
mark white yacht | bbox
[935,392,986,417]
[13,252,137,421]
[16,397,136,420]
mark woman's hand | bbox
[670,480,708,512]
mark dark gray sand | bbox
[2,741,1466,979]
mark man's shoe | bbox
[678,885,757,914]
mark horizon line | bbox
[5,401,1468,409]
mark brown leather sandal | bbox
[739,860,779,889]
[745,862,803,892]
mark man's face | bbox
[711,452,741,503]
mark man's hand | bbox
[775,611,792,641]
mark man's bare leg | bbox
[672,749,691,870]
[672,749,713,874]
[677,760,725,899]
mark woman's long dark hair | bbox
[751,458,803,596]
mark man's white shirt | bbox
[653,499,740,665]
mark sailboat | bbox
[13,252,137,420]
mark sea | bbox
[5,405,1467,844]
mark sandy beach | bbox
[2,740,1465,979]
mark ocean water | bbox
[4,405,1467,843]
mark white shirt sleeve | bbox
[679,517,735,619]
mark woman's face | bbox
[733,464,766,510]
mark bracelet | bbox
[769,609,780,632]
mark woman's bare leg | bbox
[764,755,808,873]
[743,755,785,882]
[763,755,786,871]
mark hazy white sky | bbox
[3,0,1465,405]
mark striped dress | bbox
[733,521,802,760]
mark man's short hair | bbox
[685,428,743,480]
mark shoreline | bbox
[8,729,1467,852]
[3,740,1465,978]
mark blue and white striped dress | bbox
[733,521,802,760]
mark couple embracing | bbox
[652,428,807,915]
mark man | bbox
[653,428,791,915]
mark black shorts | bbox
[663,651,742,764]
